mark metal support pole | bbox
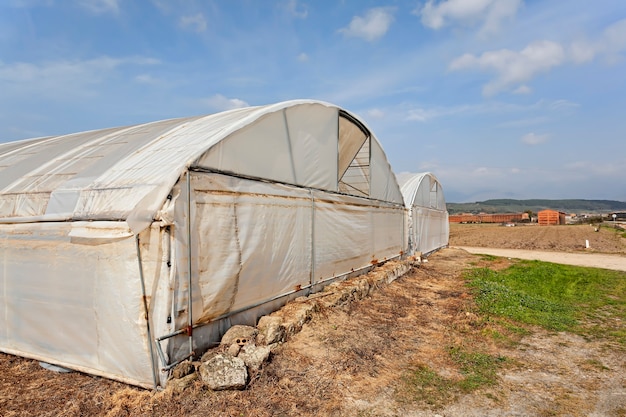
[186,172,194,358]
[310,189,315,291]
[135,235,159,389]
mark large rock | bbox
[199,354,248,391]
[220,325,257,346]
[166,372,198,393]
[170,360,195,379]
[257,316,285,345]
[238,344,271,371]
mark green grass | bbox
[465,261,626,342]
[401,364,454,408]
[448,346,505,391]
[599,223,626,238]
[400,347,505,408]
[399,260,626,409]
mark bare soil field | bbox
[1,226,625,416]
[450,223,626,254]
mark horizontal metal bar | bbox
[161,352,195,372]
[188,167,404,208]
[153,252,403,369]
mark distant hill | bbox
[446,199,626,215]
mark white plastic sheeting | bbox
[0,101,403,233]
[0,100,406,388]
[0,222,164,386]
[400,172,449,255]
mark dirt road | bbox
[456,246,626,271]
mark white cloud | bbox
[449,40,565,96]
[366,108,385,119]
[179,13,207,33]
[521,132,549,145]
[547,99,579,110]
[0,56,159,98]
[339,7,395,42]
[297,52,309,62]
[77,0,121,14]
[285,0,308,18]
[602,18,626,58]
[513,85,531,94]
[473,166,490,175]
[569,40,596,64]
[134,73,161,84]
[563,160,626,176]
[401,99,575,124]
[406,106,453,122]
[439,160,626,202]
[495,116,549,128]
[201,94,249,111]
[417,0,521,34]
[405,103,487,122]
[569,18,626,64]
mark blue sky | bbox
[1,0,625,202]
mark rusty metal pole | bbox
[186,171,194,358]
[135,235,159,389]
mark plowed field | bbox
[450,223,626,254]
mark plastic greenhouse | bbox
[0,100,407,388]
[400,172,449,255]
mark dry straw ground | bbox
[1,224,625,416]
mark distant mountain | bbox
[446,199,626,215]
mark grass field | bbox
[466,259,626,343]
[397,257,626,411]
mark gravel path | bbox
[455,246,626,271]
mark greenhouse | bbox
[400,172,449,255]
[0,100,406,388]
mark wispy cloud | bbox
[513,85,531,94]
[405,105,471,122]
[179,13,207,33]
[449,40,566,96]
[569,18,626,64]
[521,132,549,145]
[402,99,575,123]
[563,160,626,176]
[77,0,121,14]
[200,94,249,111]
[285,0,307,19]
[547,99,579,110]
[366,108,385,119]
[416,0,522,35]
[0,56,159,97]
[134,73,162,85]
[495,116,549,128]
[339,7,395,42]
[297,52,309,62]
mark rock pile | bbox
[167,258,416,392]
